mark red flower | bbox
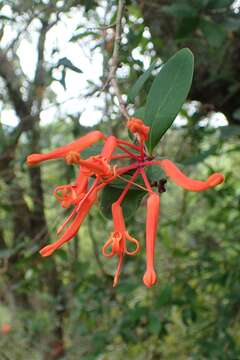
[158,159,224,191]
[54,169,88,208]
[27,131,105,166]
[40,188,97,257]
[127,117,149,141]
[27,118,224,287]
[1,323,11,335]
[102,202,140,287]
[143,193,160,288]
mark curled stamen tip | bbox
[39,244,56,257]
[208,173,224,187]
[143,270,157,288]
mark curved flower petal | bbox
[40,189,97,257]
[101,135,117,161]
[102,202,140,287]
[78,155,112,177]
[159,159,224,192]
[27,131,105,166]
[143,193,160,288]
[125,232,140,256]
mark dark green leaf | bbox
[145,164,165,183]
[224,18,240,32]
[59,68,66,90]
[233,109,240,121]
[156,284,172,307]
[99,185,145,220]
[70,31,97,42]
[162,4,197,18]
[148,313,161,335]
[134,106,145,120]
[84,0,96,12]
[57,57,82,73]
[0,15,15,21]
[128,60,158,103]
[176,17,199,39]
[199,20,226,47]
[219,125,240,138]
[144,48,194,152]
[207,0,233,9]
[108,172,145,190]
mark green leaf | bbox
[145,164,165,183]
[224,18,240,32]
[233,108,240,121]
[57,57,82,73]
[134,106,145,120]
[59,68,66,90]
[148,313,161,335]
[128,60,158,103]
[162,3,197,18]
[176,17,199,39]
[70,31,98,42]
[108,172,145,190]
[207,0,233,9]
[144,48,194,153]
[199,20,226,47]
[156,284,172,307]
[99,185,145,220]
[219,125,240,138]
[0,15,15,21]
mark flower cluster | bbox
[27,118,224,288]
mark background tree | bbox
[0,0,240,359]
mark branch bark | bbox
[104,0,129,120]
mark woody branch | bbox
[108,0,129,121]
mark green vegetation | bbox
[0,1,240,359]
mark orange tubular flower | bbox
[127,117,150,142]
[101,135,117,161]
[53,169,88,208]
[40,189,97,257]
[102,202,140,287]
[143,193,160,288]
[76,136,118,177]
[158,159,224,192]
[78,155,112,177]
[27,130,105,166]
[26,116,224,289]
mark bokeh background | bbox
[0,1,240,359]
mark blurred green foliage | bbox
[0,0,240,359]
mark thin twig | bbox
[103,0,129,120]
[86,22,117,32]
